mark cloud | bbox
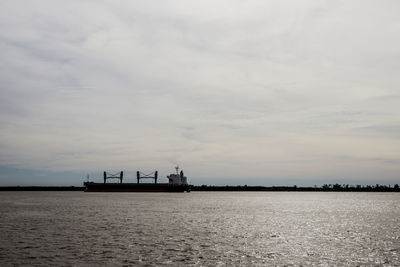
[0,0,400,184]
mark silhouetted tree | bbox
[333,183,342,190]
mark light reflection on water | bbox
[0,192,399,266]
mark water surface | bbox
[0,192,399,265]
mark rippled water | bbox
[0,192,399,266]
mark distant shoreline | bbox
[0,184,399,192]
[192,184,400,192]
[0,186,85,191]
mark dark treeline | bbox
[192,183,400,192]
[0,186,85,191]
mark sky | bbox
[1,0,400,186]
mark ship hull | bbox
[83,182,190,192]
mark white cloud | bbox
[0,0,399,182]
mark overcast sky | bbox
[1,0,400,185]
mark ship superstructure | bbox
[167,165,188,185]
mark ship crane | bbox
[136,171,158,184]
[103,171,123,183]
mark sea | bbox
[0,191,399,266]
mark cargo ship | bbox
[83,166,190,192]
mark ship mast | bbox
[175,165,179,175]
